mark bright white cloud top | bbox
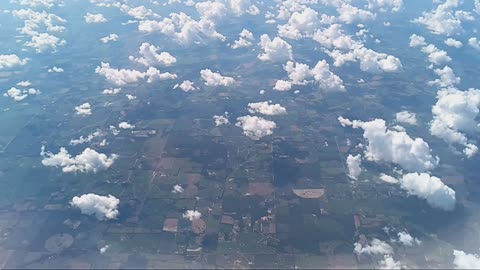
[40,146,118,173]
[70,193,120,220]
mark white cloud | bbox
[138,12,225,44]
[337,3,376,24]
[428,66,460,88]
[231,29,254,49]
[213,113,230,126]
[421,44,451,65]
[399,173,456,211]
[228,0,260,16]
[70,130,104,146]
[453,250,480,269]
[129,42,176,66]
[173,80,197,92]
[41,146,118,173]
[183,210,201,221]
[273,80,292,91]
[70,193,119,220]
[395,111,417,125]
[48,66,64,72]
[247,101,287,116]
[100,244,110,254]
[195,1,227,21]
[413,0,473,36]
[354,238,393,255]
[278,7,319,39]
[313,24,360,50]
[126,94,136,100]
[346,154,362,180]
[430,88,480,158]
[0,54,29,69]
[75,103,92,115]
[468,37,480,50]
[367,0,403,12]
[200,69,235,87]
[172,184,184,193]
[120,4,158,20]
[17,81,31,87]
[379,173,399,184]
[118,121,135,129]
[25,32,66,53]
[100,34,119,43]
[102,88,121,95]
[236,115,276,140]
[409,34,426,48]
[444,38,462,48]
[95,62,175,86]
[84,13,107,23]
[378,255,402,269]
[16,0,56,8]
[338,117,439,172]
[4,87,28,101]
[258,34,293,62]
[283,60,345,91]
[396,231,421,246]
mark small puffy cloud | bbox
[428,66,460,88]
[102,88,121,95]
[399,173,456,211]
[396,231,421,246]
[200,69,235,87]
[120,4,158,20]
[75,102,92,115]
[421,44,451,65]
[346,154,362,180]
[173,80,197,92]
[430,88,480,158]
[48,66,64,72]
[273,80,292,91]
[195,1,227,20]
[236,115,276,140]
[278,7,319,39]
[338,117,438,172]
[118,121,135,129]
[444,38,462,48]
[17,81,31,87]
[231,29,254,49]
[367,0,403,12]
[409,34,426,48]
[183,210,201,221]
[129,42,176,66]
[4,87,28,101]
[395,111,417,125]
[378,255,402,269]
[84,13,107,23]
[313,24,360,50]
[283,60,345,91]
[228,0,260,16]
[337,4,376,24]
[258,34,293,62]
[138,12,225,44]
[25,33,66,53]
[172,184,184,193]
[379,173,399,184]
[354,238,393,256]
[41,146,118,173]
[0,54,29,69]
[126,94,136,100]
[413,0,473,36]
[247,101,287,116]
[70,193,119,220]
[69,130,104,146]
[213,113,230,126]
[468,37,480,50]
[453,250,480,269]
[17,0,56,8]
[95,62,174,86]
[100,34,119,43]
